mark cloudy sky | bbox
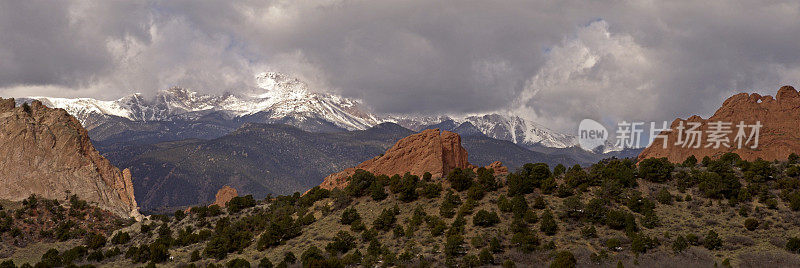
[1,0,799,133]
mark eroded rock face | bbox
[320,129,471,190]
[484,161,509,176]
[0,98,141,220]
[213,186,238,207]
[639,86,800,162]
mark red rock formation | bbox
[213,186,238,207]
[639,86,800,162]
[320,129,471,190]
[0,98,141,219]
[484,161,509,176]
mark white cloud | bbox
[98,17,258,96]
[1,0,800,132]
[516,20,658,132]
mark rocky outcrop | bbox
[639,86,800,162]
[483,161,509,176]
[318,129,509,190]
[0,98,141,220]
[320,129,471,190]
[213,186,238,207]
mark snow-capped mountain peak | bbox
[381,113,579,149]
[20,71,592,151]
[28,96,133,121]
[254,71,310,98]
[23,72,380,131]
[461,114,577,148]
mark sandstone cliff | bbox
[0,98,141,220]
[639,86,800,162]
[320,129,505,190]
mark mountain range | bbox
[103,122,413,212]
[17,72,635,211]
[21,72,581,150]
[101,121,593,212]
[6,86,800,268]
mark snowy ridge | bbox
[26,72,380,131]
[462,114,577,148]
[383,113,579,148]
[24,71,587,150]
[30,97,133,120]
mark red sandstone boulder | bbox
[639,86,800,162]
[485,161,509,176]
[320,129,471,190]
[213,186,238,207]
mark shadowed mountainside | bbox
[100,122,588,212]
[103,123,413,212]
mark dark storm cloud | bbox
[0,1,109,87]
[1,0,799,132]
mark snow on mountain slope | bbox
[382,113,578,148]
[382,115,455,132]
[22,71,586,150]
[30,97,133,120]
[461,114,577,148]
[244,72,380,130]
[25,72,380,131]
